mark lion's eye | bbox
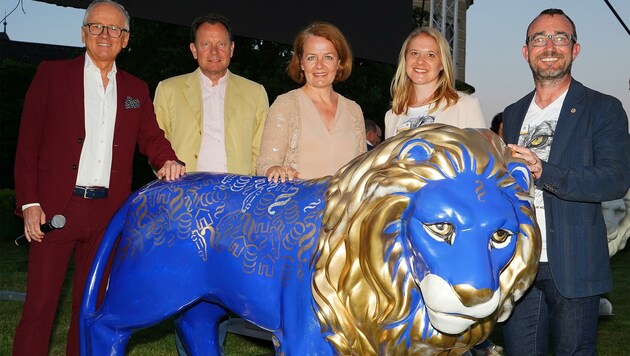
[490,229,513,249]
[423,223,455,245]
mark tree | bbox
[0,60,37,189]
[117,17,397,184]
[3,17,399,190]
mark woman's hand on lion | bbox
[266,165,302,183]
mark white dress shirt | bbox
[76,54,117,187]
[197,71,228,172]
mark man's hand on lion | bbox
[157,160,186,181]
[508,144,543,179]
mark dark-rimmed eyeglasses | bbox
[83,23,128,38]
[526,34,576,47]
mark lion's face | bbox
[402,169,523,334]
[313,124,541,355]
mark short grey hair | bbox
[82,0,131,31]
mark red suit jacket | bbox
[14,54,178,219]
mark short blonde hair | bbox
[287,22,353,84]
[390,27,458,115]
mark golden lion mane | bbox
[311,124,540,355]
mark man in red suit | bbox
[12,1,185,354]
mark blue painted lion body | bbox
[80,125,541,355]
[82,173,333,354]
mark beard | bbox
[528,50,573,83]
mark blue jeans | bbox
[503,263,599,356]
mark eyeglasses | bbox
[83,23,128,38]
[526,34,576,47]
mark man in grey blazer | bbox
[502,8,630,355]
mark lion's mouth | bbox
[425,308,476,335]
[420,274,500,334]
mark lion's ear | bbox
[508,161,531,192]
[397,139,434,162]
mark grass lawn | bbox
[1,212,629,354]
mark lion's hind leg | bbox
[83,309,134,355]
[85,290,195,355]
[175,301,229,355]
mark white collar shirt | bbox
[197,70,228,172]
[76,54,118,188]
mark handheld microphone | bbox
[15,215,66,246]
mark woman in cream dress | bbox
[256,22,365,182]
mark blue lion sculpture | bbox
[80,124,541,355]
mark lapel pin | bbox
[570,108,577,114]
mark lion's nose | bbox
[452,285,494,306]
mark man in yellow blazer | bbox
[154,13,268,355]
[154,13,268,175]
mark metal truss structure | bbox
[429,0,461,79]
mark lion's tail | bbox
[79,197,132,355]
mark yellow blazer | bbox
[154,69,269,174]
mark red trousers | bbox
[13,195,112,356]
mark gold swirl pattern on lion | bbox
[80,124,541,355]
